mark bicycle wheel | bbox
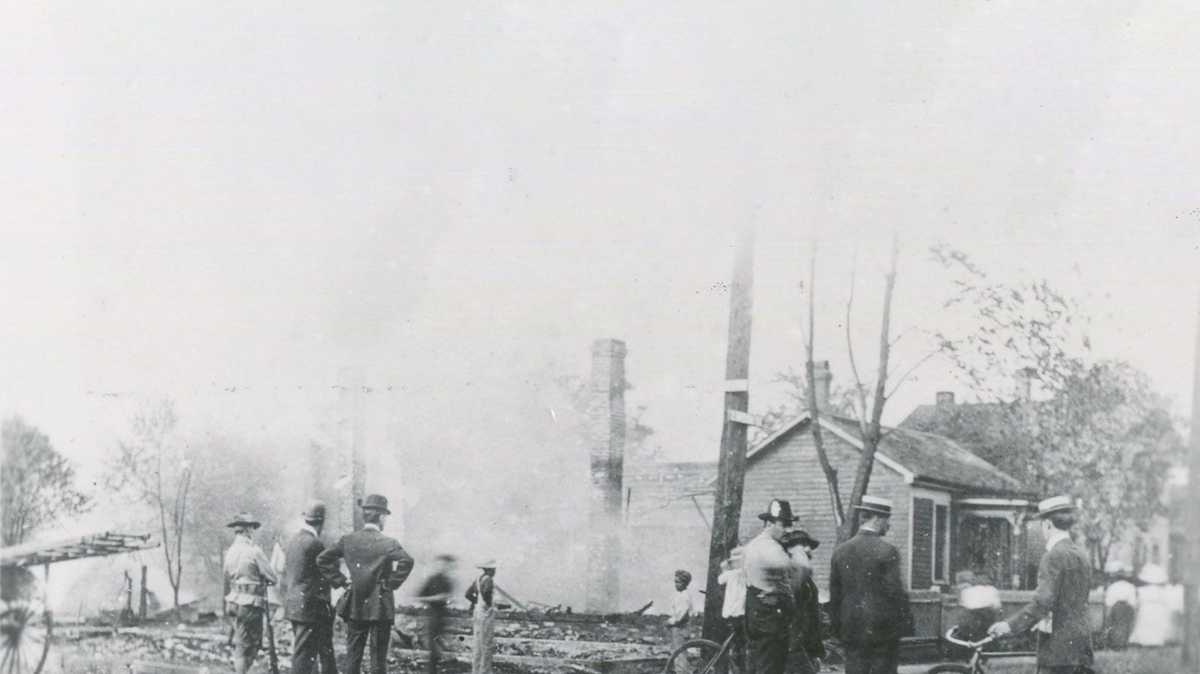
[0,602,52,674]
[663,638,730,674]
[924,664,974,674]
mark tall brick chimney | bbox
[586,338,626,612]
[1014,367,1036,403]
[812,360,832,412]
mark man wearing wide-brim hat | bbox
[317,494,414,674]
[741,499,798,674]
[465,559,499,674]
[829,495,912,674]
[988,496,1094,673]
[223,511,279,674]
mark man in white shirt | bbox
[669,569,695,674]
[742,499,797,674]
[717,548,747,672]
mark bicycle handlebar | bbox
[942,627,995,650]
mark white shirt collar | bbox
[1046,528,1071,551]
[301,523,319,538]
[363,523,381,532]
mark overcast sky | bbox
[4,1,1200,484]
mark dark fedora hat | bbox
[358,494,391,514]
[226,512,261,529]
[781,529,820,550]
[757,499,797,524]
[302,500,327,523]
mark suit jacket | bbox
[316,526,414,623]
[1007,537,1094,667]
[283,527,333,623]
[828,530,913,647]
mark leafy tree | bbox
[1,416,90,546]
[929,247,1184,568]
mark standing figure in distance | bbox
[988,496,1094,674]
[284,501,338,674]
[1102,561,1137,651]
[465,560,498,674]
[417,554,457,674]
[829,495,912,674]
[742,499,797,674]
[668,569,695,674]
[317,494,415,674]
[223,511,280,674]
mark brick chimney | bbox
[936,391,956,408]
[812,360,832,412]
[1014,367,1036,402]
[586,338,626,612]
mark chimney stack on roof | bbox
[936,391,956,408]
[812,360,832,412]
[1014,367,1036,402]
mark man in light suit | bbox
[317,494,415,674]
[989,496,1094,673]
[828,495,913,674]
[285,501,337,674]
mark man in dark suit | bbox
[988,496,1094,673]
[829,495,913,674]
[284,501,337,674]
[317,494,415,674]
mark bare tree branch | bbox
[844,247,870,434]
[803,240,844,527]
[884,346,944,401]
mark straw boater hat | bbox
[757,499,798,523]
[226,512,261,529]
[476,559,498,570]
[854,495,893,517]
[358,494,391,514]
[1036,495,1075,518]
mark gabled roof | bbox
[747,413,1029,496]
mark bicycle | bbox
[663,624,745,674]
[925,626,1036,674]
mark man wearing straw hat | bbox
[223,511,279,674]
[317,494,415,674]
[829,495,912,674]
[988,495,1094,673]
[465,559,498,674]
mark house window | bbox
[934,504,948,583]
[911,489,952,589]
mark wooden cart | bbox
[0,532,158,674]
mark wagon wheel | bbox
[0,564,52,674]
[0,602,51,674]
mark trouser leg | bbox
[234,605,264,674]
[427,613,445,674]
[369,620,391,674]
[745,592,789,674]
[292,621,317,674]
[346,620,370,674]
[317,618,338,673]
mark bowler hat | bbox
[1036,495,1075,518]
[226,512,261,529]
[853,495,893,516]
[302,500,327,523]
[757,499,797,523]
[358,494,391,514]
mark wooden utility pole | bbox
[702,228,755,641]
[1183,289,1200,670]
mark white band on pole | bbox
[723,379,749,392]
[726,409,755,425]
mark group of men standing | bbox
[736,493,1095,674]
[221,493,499,674]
